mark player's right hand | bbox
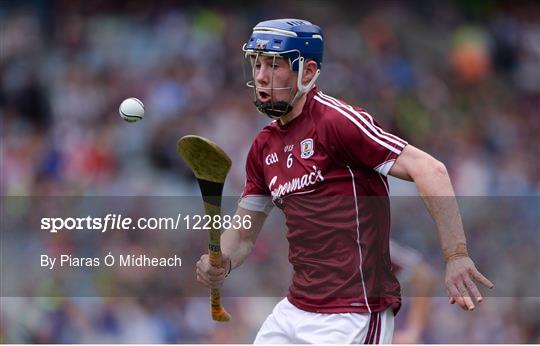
[196,253,231,289]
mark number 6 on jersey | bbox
[287,153,293,168]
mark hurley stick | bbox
[177,135,232,322]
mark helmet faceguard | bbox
[243,19,323,119]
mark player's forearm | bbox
[413,160,467,253]
[393,146,493,310]
[220,207,266,272]
[221,228,256,271]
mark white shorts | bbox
[254,298,394,344]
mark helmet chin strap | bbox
[289,57,321,109]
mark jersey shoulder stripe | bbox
[313,93,403,155]
[316,91,407,148]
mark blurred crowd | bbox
[1,0,539,343]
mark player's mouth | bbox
[257,90,272,102]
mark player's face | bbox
[251,55,296,103]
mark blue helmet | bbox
[243,19,324,71]
[243,19,324,119]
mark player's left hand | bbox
[445,256,494,311]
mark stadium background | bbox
[1,0,539,343]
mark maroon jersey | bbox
[240,87,408,314]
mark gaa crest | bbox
[300,138,314,159]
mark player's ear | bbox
[302,59,318,85]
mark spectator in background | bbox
[390,240,437,344]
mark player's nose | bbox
[255,65,270,86]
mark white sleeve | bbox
[374,159,397,176]
[238,195,274,215]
